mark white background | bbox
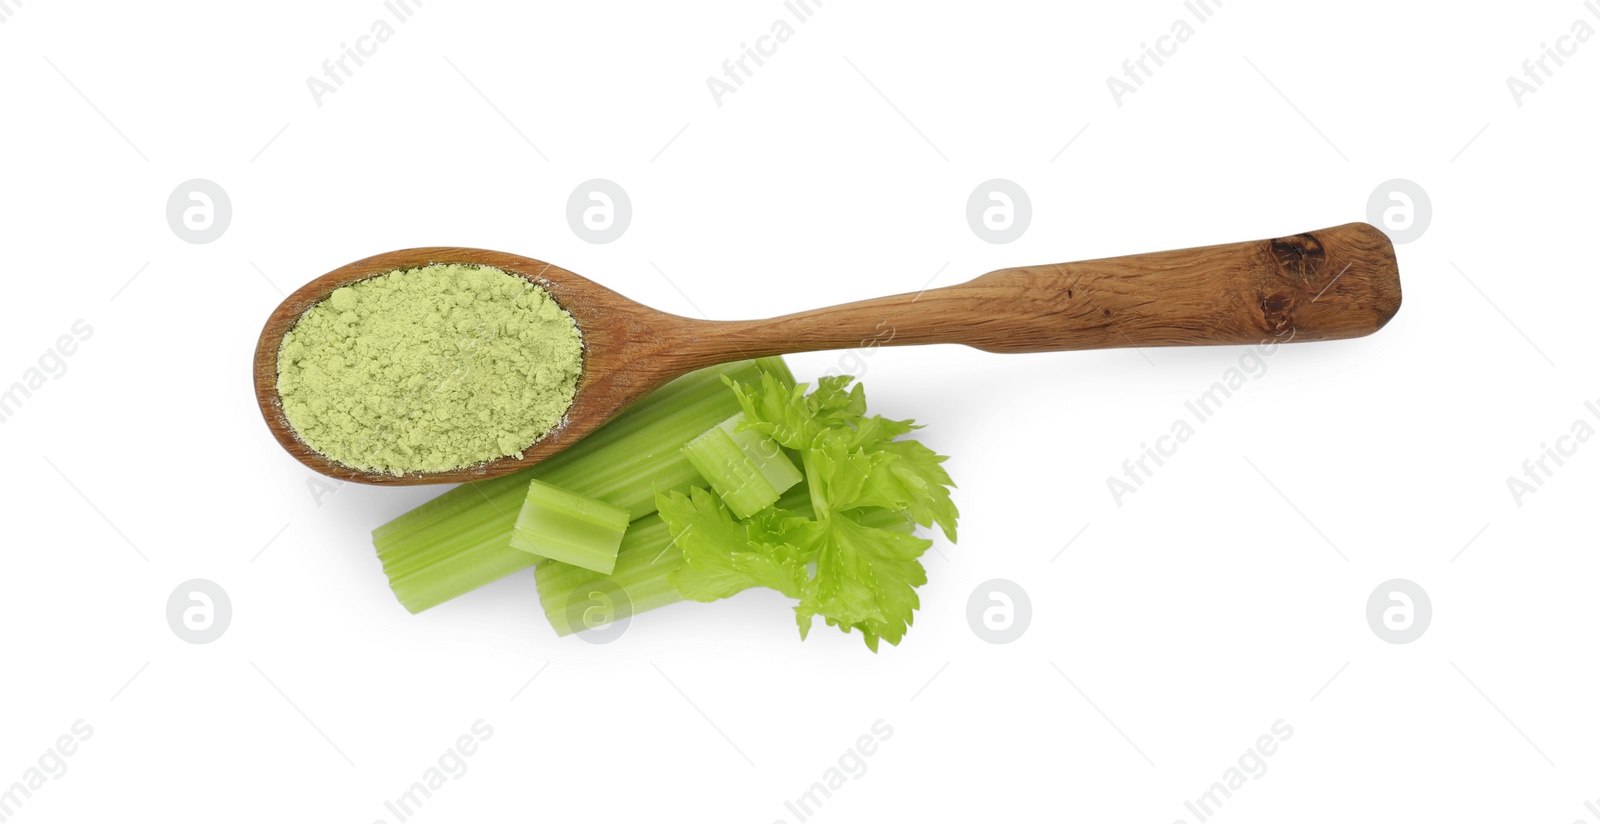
[2,1,1596,821]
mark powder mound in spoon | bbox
[276,263,583,475]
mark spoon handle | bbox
[695,222,1399,359]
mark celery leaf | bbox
[663,372,960,651]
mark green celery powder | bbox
[276,263,584,475]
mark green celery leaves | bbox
[659,373,959,651]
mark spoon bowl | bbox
[255,223,1402,485]
[253,246,708,486]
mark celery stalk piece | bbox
[534,486,914,637]
[509,480,630,574]
[683,413,803,517]
[535,513,683,636]
[372,357,795,613]
[681,413,804,519]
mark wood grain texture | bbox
[672,221,1400,362]
[254,222,1400,485]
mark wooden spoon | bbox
[254,221,1400,485]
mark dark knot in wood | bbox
[1268,232,1327,284]
[1261,292,1295,334]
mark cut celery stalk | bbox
[535,513,682,636]
[509,480,630,574]
[682,413,803,519]
[373,357,795,613]
[534,487,914,637]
